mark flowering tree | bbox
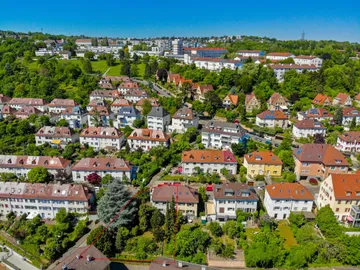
[87,172,101,185]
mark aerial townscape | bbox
[0,20,359,270]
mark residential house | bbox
[114,106,140,129]
[135,98,160,112]
[354,93,360,107]
[181,149,237,175]
[8,98,47,112]
[86,99,105,112]
[342,108,360,126]
[151,183,199,218]
[244,151,283,178]
[292,119,326,139]
[168,107,198,134]
[312,94,332,106]
[167,73,181,84]
[57,50,71,60]
[127,129,170,151]
[256,110,289,129]
[72,157,134,182]
[0,182,92,219]
[118,81,141,95]
[294,55,323,68]
[333,93,352,107]
[87,106,113,127]
[48,99,78,114]
[237,50,265,57]
[293,144,349,180]
[196,85,214,102]
[223,94,239,108]
[110,98,132,115]
[266,52,295,61]
[245,92,261,113]
[270,64,319,82]
[201,121,247,149]
[267,92,289,111]
[89,90,120,102]
[264,183,314,220]
[297,108,333,121]
[123,89,149,103]
[0,94,11,107]
[0,155,71,179]
[75,39,92,47]
[317,174,360,225]
[336,131,360,153]
[36,126,78,148]
[212,183,258,221]
[1,105,43,119]
[80,127,124,151]
[60,106,88,128]
[147,106,171,131]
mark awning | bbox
[51,139,62,145]
[347,215,354,222]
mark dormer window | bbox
[19,159,24,165]
[255,156,262,161]
[93,162,98,167]
[346,191,352,196]
[201,155,205,160]
[32,159,36,165]
[7,159,12,164]
[106,162,110,167]
[44,160,49,165]
[335,160,342,164]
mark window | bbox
[335,208,339,212]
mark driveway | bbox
[300,179,320,199]
[5,252,39,270]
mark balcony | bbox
[348,205,360,227]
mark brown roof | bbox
[8,98,46,106]
[102,75,130,82]
[182,149,237,164]
[198,84,213,94]
[257,110,288,120]
[244,151,282,165]
[213,183,258,201]
[2,105,42,116]
[268,92,288,105]
[36,126,72,138]
[151,184,199,203]
[90,90,120,98]
[246,92,257,105]
[168,73,181,82]
[88,106,110,116]
[128,128,170,142]
[267,52,293,57]
[0,155,71,169]
[172,107,196,120]
[54,246,110,270]
[355,93,360,101]
[48,99,77,107]
[294,119,326,129]
[224,94,239,106]
[0,94,11,104]
[329,174,360,200]
[87,99,105,107]
[343,107,360,117]
[119,81,140,89]
[80,127,123,138]
[300,108,333,119]
[136,98,160,107]
[125,89,149,98]
[111,98,132,107]
[72,157,131,172]
[265,183,314,201]
[335,93,351,104]
[338,131,360,143]
[293,144,349,166]
[312,94,332,105]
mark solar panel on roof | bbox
[309,108,318,114]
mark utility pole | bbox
[301,31,305,41]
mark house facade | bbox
[127,129,170,151]
[223,94,239,108]
[35,126,78,148]
[110,98,132,115]
[48,99,78,114]
[147,106,171,131]
[60,106,88,128]
[87,106,113,127]
[312,94,332,106]
[79,127,124,151]
[256,110,289,129]
[245,92,260,113]
[114,106,140,129]
[294,56,323,68]
[8,98,47,112]
[342,108,360,126]
[267,92,289,110]
[297,108,333,121]
[292,119,326,138]
[244,151,283,178]
[336,131,360,153]
[168,107,198,134]
[333,93,353,107]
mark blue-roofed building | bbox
[115,106,140,129]
[60,106,88,128]
[256,110,289,129]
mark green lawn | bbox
[245,227,260,242]
[277,221,298,250]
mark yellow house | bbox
[244,151,283,178]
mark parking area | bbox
[300,179,320,199]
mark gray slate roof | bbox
[148,106,169,117]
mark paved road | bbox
[5,252,39,270]
[133,79,173,97]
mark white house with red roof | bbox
[333,93,353,107]
[336,131,360,153]
[8,98,48,112]
[294,55,323,68]
[266,52,294,61]
[168,107,199,134]
[36,126,79,148]
[292,119,326,138]
[127,129,170,151]
[80,127,124,151]
[48,99,78,114]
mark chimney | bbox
[87,254,93,262]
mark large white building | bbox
[184,56,243,71]
[183,48,228,58]
[72,157,133,182]
[266,52,294,61]
[48,99,78,114]
[172,39,183,55]
[123,89,149,103]
[8,98,47,112]
[236,50,265,57]
[0,155,71,179]
[294,55,323,68]
[147,106,171,131]
[114,106,140,129]
[201,121,246,149]
[336,131,360,153]
[168,107,198,134]
[0,182,93,219]
[292,119,326,139]
[127,128,170,151]
[211,183,258,221]
[79,127,124,151]
[181,149,237,176]
[35,126,79,148]
[269,64,319,82]
[255,110,289,129]
[264,183,314,220]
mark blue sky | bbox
[0,0,359,42]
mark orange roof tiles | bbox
[257,110,288,120]
[128,128,170,142]
[244,151,283,165]
[224,94,239,106]
[329,174,360,200]
[266,183,314,201]
[334,93,351,105]
[152,184,199,203]
[338,131,360,143]
[312,94,332,105]
[181,149,237,164]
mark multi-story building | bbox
[1,105,43,119]
[151,183,199,218]
[336,131,360,153]
[201,121,247,149]
[79,127,124,151]
[267,92,289,110]
[168,107,198,134]
[99,76,131,89]
[86,99,105,112]
[36,126,78,148]
[110,98,132,115]
[223,94,239,108]
[60,106,88,128]
[127,128,170,151]
[196,85,213,102]
[297,108,333,121]
[245,92,260,113]
[292,119,326,139]
[333,93,353,107]
[342,108,360,126]
[72,157,134,182]
[294,55,323,68]
[244,151,283,178]
[89,90,120,102]
[212,183,258,221]
[181,149,237,175]
[184,48,228,58]
[114,106,140,129]
[135,98,160,112]
[75,39,92,47]
[264,183,314,220]
[118,81,141,95]
[237,50,265,57]
[123,89,149,103]
[48,99,78,114]
[187,57,243,72]
[270,64,319,82]
[147,106,171,131]
[0,182,93,219]
[87,106,113,127]
[317,174,360,223]
[171,39,183,55]
[8,98,47,112]
[256,110,289,129]
[266,52,295,61]
[293,144,349,180]
[0,155,71,179]
[312,94,332,106]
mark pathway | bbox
[103,68,111,76]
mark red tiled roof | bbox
[257,110,288,120]
[111,98,132,107]
[267,52,293,56]
[342,107,359,117]
[48,99,77,107]
[312,94,332,105]
[172,107,196,120]
[266,183,314,201]
[136,98,159,107]
[151,184,199,203]
[246,92,257,105]
[338,131,360,143]
[182,149,237,164]
[0,155,70,170]
[72,157,131,172]
[8,98,46,106]
[268,92,288,105]
[335,93,351,105]
[80,127,123,138]
[88,106,109,116]
[224,94,239,106]
[294,119,325,129]
[198,84,213,94]
[329,174,360,200]
[213,183,258,201]
[245,151,282,165]
[128,128,170,142]
[36,126,72,137]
